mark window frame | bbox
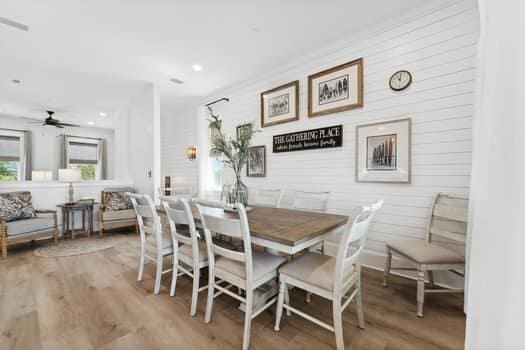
[0,130,25,182]
[66,136,100,181]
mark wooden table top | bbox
[158,205,348,247]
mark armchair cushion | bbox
[0,191,37,222]
[103,191,133,211]
[6,217,55,236]
[102,209,136,222]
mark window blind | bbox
[68,141,98,164]
[0,135,21,161]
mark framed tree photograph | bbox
[260,81,299,128]
[247,145,266,177]
[308,58,363,117]
[236,123,251,140]
[356,118,411,183]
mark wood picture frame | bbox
[236,123,251,140]
[308,58,363,117]
[260,81,299,128]
[355,118,411,184]
[247,145,266,177]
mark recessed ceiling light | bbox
[99,112,107,117]
[12,79,20,84]
[192,64,203,72]
[88,121,94,126]
[169,78,184,84]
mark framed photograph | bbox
[356,118,411,183]
[308,58,363,117]
[247,145,266,177]
[260,81,299,128]
[236,123,251,140]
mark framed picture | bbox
[356,118,411,183]
[308,58,363,117]
[260,81,299,128]
[236,123,251,140]
[247,145,266,177]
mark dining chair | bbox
[292,190,330,212]
[274,200,383,350]
[128,193,174,295]
[382,193,468,317]
[195,200,286,350]
[161,196,208,316]
[248,188,282,207]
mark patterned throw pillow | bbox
[0,191,37,222]
[104,191,133,211]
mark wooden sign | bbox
[273,125,343,153]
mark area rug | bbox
[33,234,129,258]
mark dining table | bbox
[157,203,349,311]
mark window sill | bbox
[0,180,133,190]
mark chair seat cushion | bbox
[102,209,136,222]
[386,239,464,264]
[279,252,354,291]
[215,251,286,282]
[7,217,55,236]
[178,241,208,264]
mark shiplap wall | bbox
[162,0,479,287]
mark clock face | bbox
[389,70,412,91]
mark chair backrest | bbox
[427,193,469,244]
[334,199,383,292]
[220,184,232,201]
[292,191,330,212]
[161,196,200,263]
[195,200,254,283]
[127,193,163,250]
[248,188,282,207]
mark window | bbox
[0,134,22,182]
[211,157,223,191]
[67,139,99,181]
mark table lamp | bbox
[58,168,81,203]
[32,170,53,181]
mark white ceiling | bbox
[0,0,430,128]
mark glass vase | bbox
[228,175,248,208]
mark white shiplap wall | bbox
[161,0,479,287]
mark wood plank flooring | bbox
[0,234,466,350]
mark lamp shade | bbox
[58,168,81,182]
[32,170,53,181]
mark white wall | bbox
[0,114,116,179]
[162,0,479,287]
[128,83,161,197]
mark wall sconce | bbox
[186,145,197,161]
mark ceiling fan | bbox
[28,111,80,128]
[0,17,29,32]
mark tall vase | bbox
[228,174,248,207]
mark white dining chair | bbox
[274,200,383,350]
[248,188,282,207]
[161,196,208,316]
[195,200,286,350]
[128,193,174,295]
[383,193,468,317]
[292,190,330,212]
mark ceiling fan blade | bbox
[57,123,80,127]
[0,17,29,32]
[54,125,64,128]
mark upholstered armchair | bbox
[99,187,138,237]
[0,191,58,258]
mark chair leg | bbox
[190,266,200,316]
[137,246,145,282]
[383,247,392,287]
[242,289,254,350]
[306,292,312,303]
[204,268,215,323]
[1,235,7,259]
[428,270,435,288]
[274,281,285,331]
[154,255,163,294]
[417,270,425,317]
[356,276,365,329]
[284,283,291,316]
[333,298,345,350]
[170,257,178,297]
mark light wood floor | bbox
[0,233,465,350]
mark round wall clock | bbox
[389,70,412,91]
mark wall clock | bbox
[389,70,412,91]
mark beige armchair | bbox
[0,191,58,258]
[99,187,138,237]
